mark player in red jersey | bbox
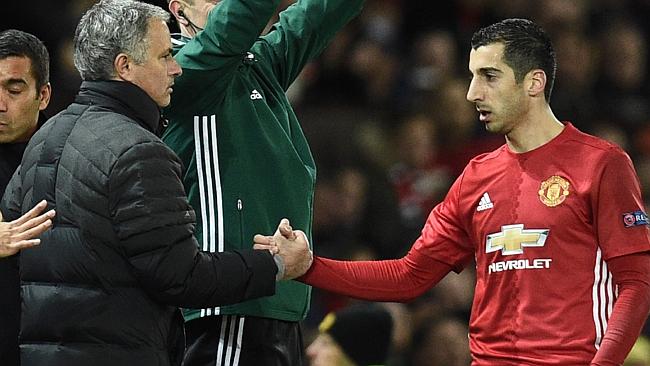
[255,18,650,365]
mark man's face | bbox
[466,43,527,135]
[0,56,50,143]
[128,19,182,107]
[306,333,356,366]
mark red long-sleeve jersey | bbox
[302,124,650,365]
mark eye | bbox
[8,89,22,95]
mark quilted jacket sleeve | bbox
[108,140,277,308]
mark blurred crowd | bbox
[8,0,650,364]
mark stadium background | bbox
[6,0,650,364]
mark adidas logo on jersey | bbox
[250,89,263,100]
[477,192,494,211]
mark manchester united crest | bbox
[539,175,570,207]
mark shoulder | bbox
[565,127,620,153]
[82,107,162,145]
[68,106,179,169]
[563,127,631,166]
[466,144,508,169]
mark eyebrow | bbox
[2,78,28,87]
[477,67,503,75]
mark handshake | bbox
[254,219,313,281]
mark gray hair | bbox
[74,0,170,81]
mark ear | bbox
[526,69,546,98]
[169,0,189,26]
[38,82,51,111]
[113,53,133,82]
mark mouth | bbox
[476,107,491,122]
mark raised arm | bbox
[258,0,365,89]
[174,0,282,71]
[170,0,283,106]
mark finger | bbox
[11,201,48,226]
[253,244,279,254]
[18,210,55,231]
[294,230,307,242]
[14,210,54,236]
[278,218,296,240]
[279,226,296,240]
[253,234,273,245]
[12,220,52,241]
[2,239,40,257]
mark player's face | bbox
[127,20,182,107]
[466,42,527,135]
[0,56,50,143]
[306,333,356,366]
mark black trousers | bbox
[0,255,19,366]
[182,315,304,366]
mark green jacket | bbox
[163,0,364,321]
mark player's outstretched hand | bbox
[253,218,312,280]
[0,200,55,258]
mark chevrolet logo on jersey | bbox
[486,224,549,255]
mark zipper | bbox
[237,199,244,246]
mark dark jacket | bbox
[0,113,46,366]
[0,80,277,366]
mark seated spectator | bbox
[307,303,394,366]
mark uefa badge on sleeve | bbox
[622,210,650,228]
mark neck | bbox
[180,18,203,38]
[505,104,564,153]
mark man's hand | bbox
[254,218,312,280]
[0,200,55,258]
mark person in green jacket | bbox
[162,0,365,364]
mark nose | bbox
[170,57,182,78]
[466,77,482,102]
[0,91,7,112]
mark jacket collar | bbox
[75,80,162,134]
[37,112,47,129]
[170,33,190,56]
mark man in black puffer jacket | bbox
[0,1,312,365]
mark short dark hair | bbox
[0,29,50,90]
[471,18,556,102]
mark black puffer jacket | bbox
[0,81,277,366]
